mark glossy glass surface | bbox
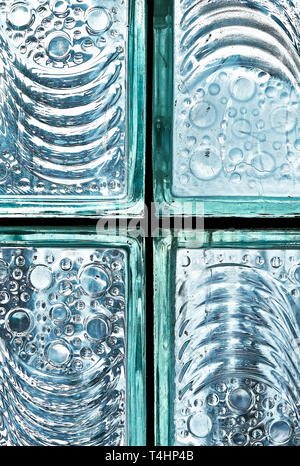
[0,0,145,216]
[0,228,145,446]
[155,230,300,446]
[153,0,300,216]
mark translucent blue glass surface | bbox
[0,229,145,446]
[0,0,145,216]
[155,231,300,446]
[173,0,300,198]
[175,248,300,446]
[153,0,300,216]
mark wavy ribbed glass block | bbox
[153,0,300,216]
[0,0,145,216]
[0,228,145,446]
[155,230,300,446]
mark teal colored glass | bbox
[155,229,300,446]
[0,227,145,446]
[0,0,145,217]
[153,0,300,217]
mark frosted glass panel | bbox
[172,0,300,198]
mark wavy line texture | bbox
[175,248,300,446]
[0,247,126,446]
[172,0,300,198]
[0,0,127,196]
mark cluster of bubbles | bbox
[0,0,120,68]
[177,378,298,446]
[0,168,124,196]
[0,247,126,376]
[179,248,300,297]
[175,66,300,195]
[0,151,20,187]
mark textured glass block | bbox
[0,0,145,216]
[153,0,300,216]
[155,230,300,446]
[0,228,145,446]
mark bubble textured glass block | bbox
[155,230,300,446]
[153,0,300,216]
[0,0,145,217]
[0,228,145,446]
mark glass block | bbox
[0,228,145,446]
[0,0,145,216]
[153,0,300,216]
[155,230,300,446]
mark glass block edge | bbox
[0,226,146,446]
[154,228,300,446]
[152,0,300,218]
[0,0,146,218]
